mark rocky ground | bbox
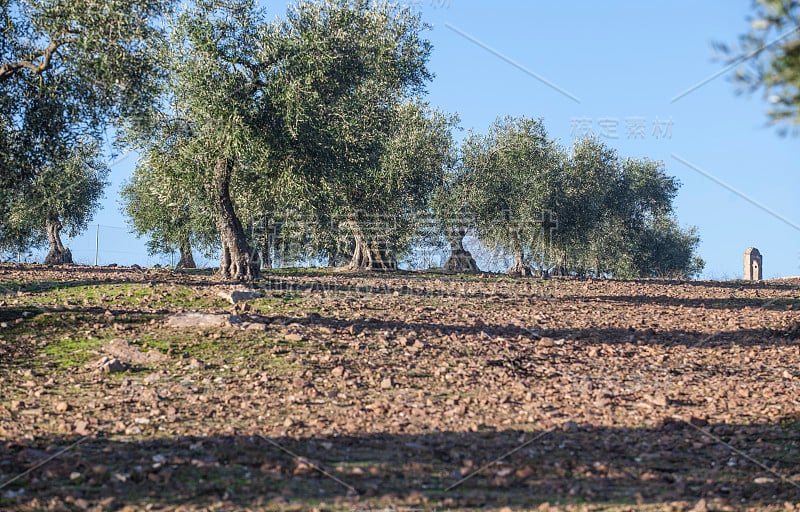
[0,264,799,511]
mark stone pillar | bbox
[743,247,762,281]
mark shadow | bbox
[591,294,800,312]
[1,420,798,509]
[256,312,800,350]
[554,276,800,292]
[256,273,558,302]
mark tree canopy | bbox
[2,0,704,280]
[0,0,173,258]
[720,0,800,129]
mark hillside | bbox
[0,265,798,511]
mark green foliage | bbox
[719,0,800,129]
[119,134,218,260]
[0,0,174,252]
[2,139,108,253]
[0,0,173,153]
[123,0,438,275]
[443,119,703,278]
[273,0,439,268]
[335,101,458,265]
[459,116,563,273]
[0,70,109,257]
[565,144,703,279]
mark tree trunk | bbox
[348,219,397,271]
[207,157,258,281]
[443,226,479,273]
[43,215,73,265]
[260,232,272,270]
[508,243,531,277]
[176,236,196,269]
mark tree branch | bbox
[0,36,78,82]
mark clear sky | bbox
[53,0,800,279]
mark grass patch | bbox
[42,336,106,368]
[136,332,301,374]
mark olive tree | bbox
[431,154,480,273]
[463,116,563,276]
[342,102,457,271]
[273,1,436,271]
[4,139,108,264]
[126,0,437,280]
[0,0,173,249]
[120,141,219,268]
[581,156,704,278]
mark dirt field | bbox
[0,265,798,511]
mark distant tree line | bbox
[1,0,704,280]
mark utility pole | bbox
[95,224,100,266]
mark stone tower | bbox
[743,247,762,281]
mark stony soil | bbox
[0,264,799,511]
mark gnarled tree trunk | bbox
[348,219,397,271]
[207,157,258,281]
[176,236,196,269]
[443,226,479,273]
[43,215,73,265]
[260,234,272,270]
[507,233,531,277]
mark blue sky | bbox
[57,0,800,279]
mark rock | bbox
[187,358,206,370]
[646,394,668,407]
[92,356,127,374]
[102,338,168,365]
[562,420,579,433]
[166,312,233,328]
[331,366,345,377]
[285,333,304,342]
[54,401,69,413]
[74,420,89,435]
[242,322,266,331]
[217,288,262,304]
[408,340,427,353]
[538,337,555,348]
[2,488,25,499]
[380,377,394,390]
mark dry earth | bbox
[0,264,799,511]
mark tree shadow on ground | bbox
[257,274,558,302]
[1,419,798,510]
[591,294,800,312]
[553,276,800,292]
[260,313,800,349]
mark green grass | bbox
[136,333,302,374]
[12,282,227,310]
[42,336,107,368]
[248,293,306,315]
